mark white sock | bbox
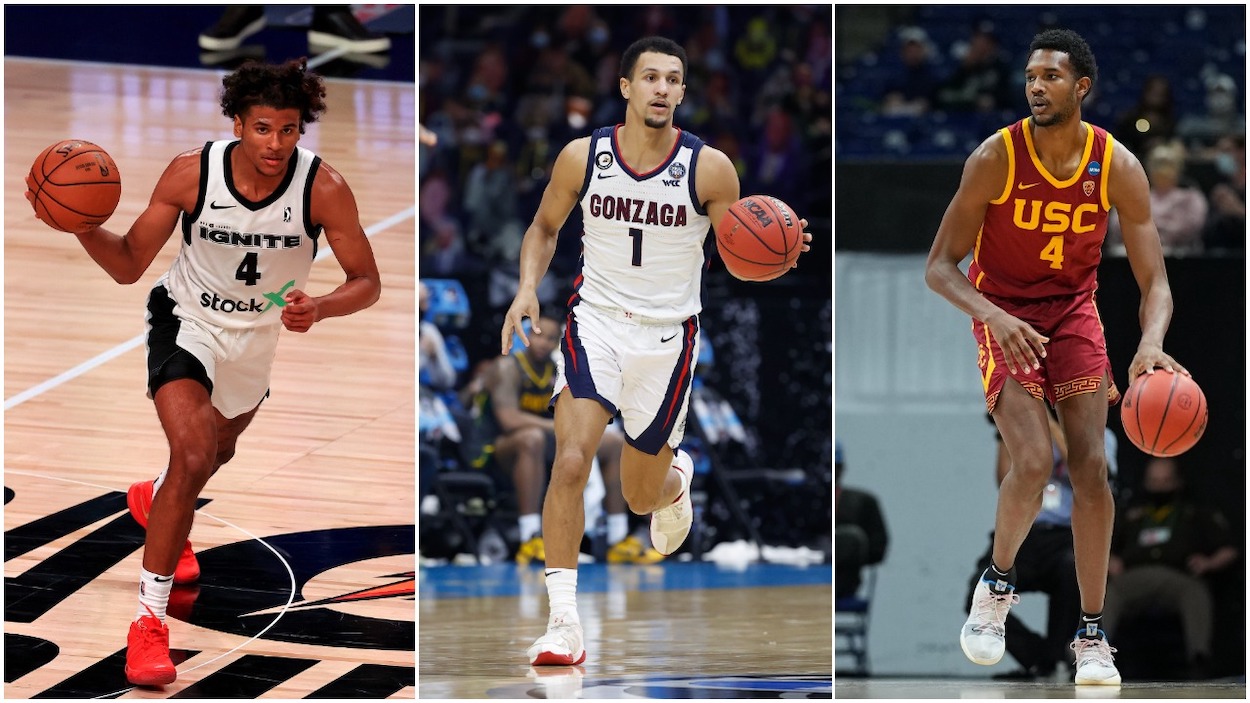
[544,568,579,623]
[153,467,169,495]
[607,513,629,545]
[136,567,174,622]
[519,513,542,542]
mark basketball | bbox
[27,139,121,233]
[716,195,802,282]
[1120,370,1207,457]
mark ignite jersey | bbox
[968,119,1114,299]
[574,125,712,321]
[160,140,322,329]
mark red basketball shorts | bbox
[972,290,1121,414]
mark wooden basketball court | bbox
[418,561,833,698]
[4,57,415,698]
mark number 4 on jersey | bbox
[235,252,261,285]
[1040,235,1064,270]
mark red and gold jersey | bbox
[968,119,1114,299]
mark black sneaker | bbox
[308,7,391,54]
[198,5,266,51]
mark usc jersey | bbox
[159,139,322,329]
[968,119,1114,299]
[573,125,712,321]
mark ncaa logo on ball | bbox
[744,198,773,227]
[1178,394,1192,410]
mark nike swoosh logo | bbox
[596,173,617,179]
[1017,182,1040,190]
[544,571,558,577]
[210,201,236,209]
[153,575,173,583]
[660,333,678,343]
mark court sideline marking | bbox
[4,469,298,699]
[4,206,415,411]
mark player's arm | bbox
[286,162,382,333]
[488,358,555,433]
[499,137,589,355]
[43,150,200,285]
[1109,143,1187,379]
[697,146,812,278]
[924,134,1049,374]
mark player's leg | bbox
[1056,382,1112,616]
[598,426,661,563]
[961,379,1052,666]
[528,390,609,666]
[495,426,551,563]
[544,392,612,569]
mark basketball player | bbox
[25,59,381,686]
[924,29,1187,685]
[500,36,811,666]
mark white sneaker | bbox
[1072,632,1121,685]
[960,575,1020,665]
[527,616,586,666]
[650,450,693,556]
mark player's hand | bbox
[281,289,319,333]
[500,290,540,355]
[985,309,1048,375]
[1128,343,1188,380]
[791,218,813,268]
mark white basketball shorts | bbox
[145,283,278,419]
[553,301,700,455]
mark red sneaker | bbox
[127,480,201,584]
[125,606,176,686]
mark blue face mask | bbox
[1216,152,1237,176]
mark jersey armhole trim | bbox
[181,141,213,245]
[577,129,605,203]
[1100,134,1115,212]
[989,127,1014,205]
[304,155,323,252]
[688,138,707,216]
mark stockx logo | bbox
[262,280,296,312]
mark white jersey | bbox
[574,125,711,322]
[159,139,322,329]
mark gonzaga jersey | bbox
[574,125,711,321]
[162,139,322,329]
[968,119,1113,299]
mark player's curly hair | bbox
[1029,29,1098,97]
[220,58,327,134]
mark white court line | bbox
[4,206,415,412]
[4,469,298,699]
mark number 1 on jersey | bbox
[628,227,643,267]
[236,252,261,285]
[1040,235,1064,270]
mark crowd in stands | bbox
[837,6,1245,255]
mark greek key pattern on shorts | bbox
[1054,376,1102,403]
[1020,380,1046,401]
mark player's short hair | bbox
[620,36,688,81]
[221,58,327,134]
[1029,29,1098,94]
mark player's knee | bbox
[621,480,664,515]
[516,426,547,455]
[1009,454,1053,489]
[1068,452,1110,493]
[167,449,214,493]
[549,447,593,488]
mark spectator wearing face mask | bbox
[1204,135,1246,252]
[1103,457,1238,680]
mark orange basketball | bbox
[27,139,121,233]
[1120,370,1207,457]
[716,195,802,281]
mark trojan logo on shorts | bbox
[596,151,614,169]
